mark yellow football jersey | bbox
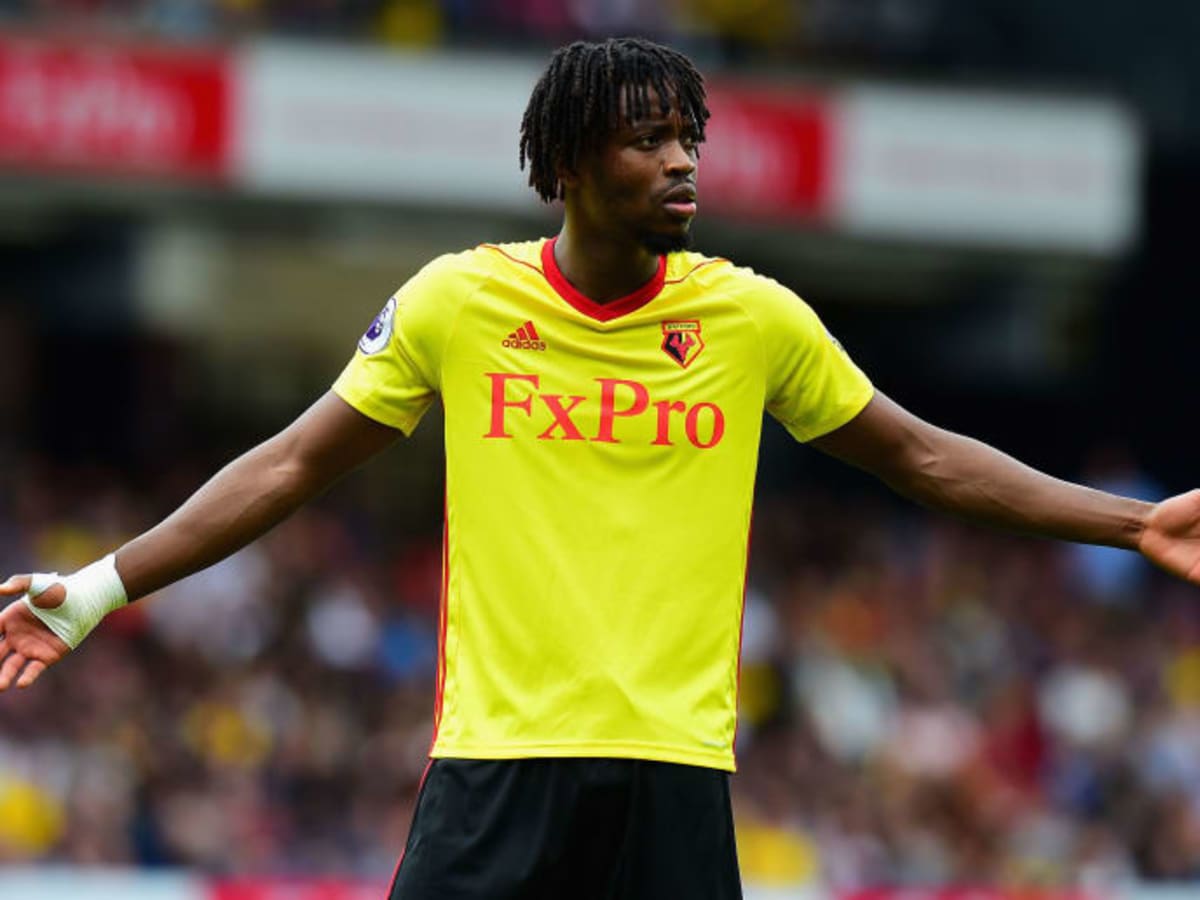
[333,238,873,771]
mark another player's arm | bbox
[0,392,400,689]
[810,392,1200,583]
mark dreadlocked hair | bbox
[519,37,710,204]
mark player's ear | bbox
[556,163,580,191]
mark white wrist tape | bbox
[23,554,128,649]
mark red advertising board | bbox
[701,84,833,222]
[843,890,1108,900]
[0,37,230,179]
[210,879,385,900]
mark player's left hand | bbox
[1139,489,1200,585]
[0,575,70,691]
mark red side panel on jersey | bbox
[430,508,449,752]
[731,510,754,765]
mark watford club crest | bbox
[661,320,704,368]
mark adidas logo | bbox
[502,320,547,351]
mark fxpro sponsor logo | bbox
[483,372,725,449]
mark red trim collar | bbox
[541,237,667,323]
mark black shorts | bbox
[388,757,742,900]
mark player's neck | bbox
[552,225,660,305]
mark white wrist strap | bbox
[23,554,128,649]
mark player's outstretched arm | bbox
[0,392,400,691]
[114,392,399,600]
[809,392,1199,586]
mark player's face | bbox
[573,92,700,254]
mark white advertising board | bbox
[233,42,539,209]
[230,44,1140,253]
[0,868,207,900]
[834,85,1140,253]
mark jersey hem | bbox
[789,383,875,443]
[430,740,737,772]
[331,380,419,435]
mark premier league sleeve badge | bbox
[359,297,397,355]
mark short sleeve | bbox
[756,280,874,443]
[332,254,462,435]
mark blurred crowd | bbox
[0,0,938,63]
[0,455,440,874]
[3,451,1200,888]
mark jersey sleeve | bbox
[332,254,463,435]
[754,279,874,443]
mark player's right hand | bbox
[0,575,69,691]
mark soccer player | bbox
[2,37,1199,899]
